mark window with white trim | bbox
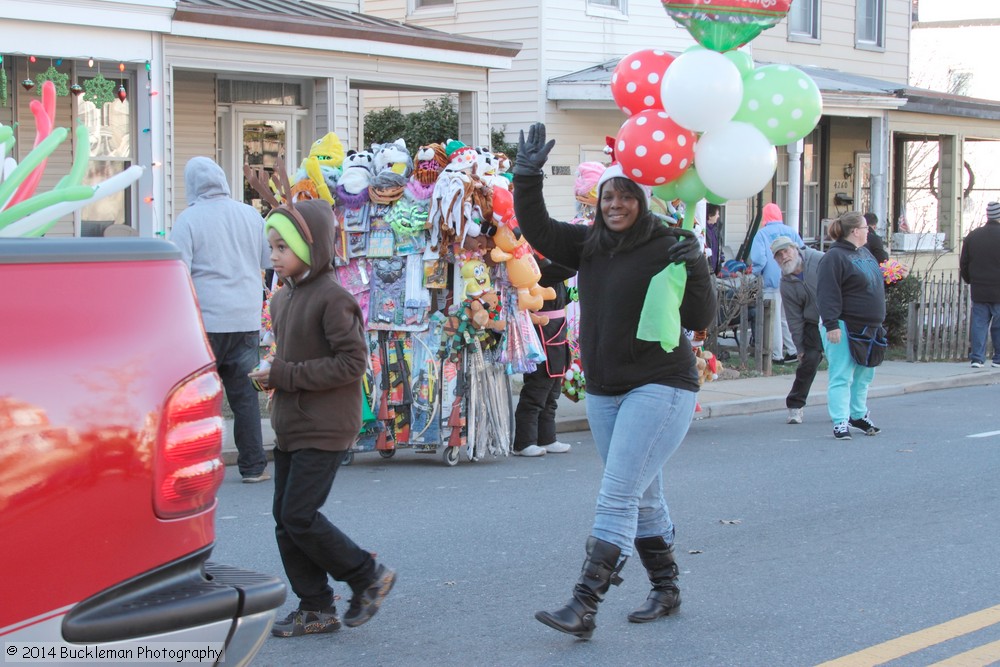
[788,0,819,40]
[857,0,885,48]
[587,0,627,15]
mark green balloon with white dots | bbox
[734,64,822,146]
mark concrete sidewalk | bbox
[222,360,999,465]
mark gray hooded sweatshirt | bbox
[170,157,270,332]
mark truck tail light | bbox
[154,370,226,519]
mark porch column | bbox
[938,134,961,248]
[869,113,889,237]
[786,139,803,234]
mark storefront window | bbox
[78,78,133,236]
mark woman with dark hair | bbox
[817,211,886,440]
[511,123,716,640]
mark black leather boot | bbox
[627,536,681,623]
[535,537,625,640]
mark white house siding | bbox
[169,70,217,226]
[752,0,911,83]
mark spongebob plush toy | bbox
[291,132,345,204]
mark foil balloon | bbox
[662,0,792,52]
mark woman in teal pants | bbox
[816,212,887,440]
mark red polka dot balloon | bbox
[614,110,696,186]
[611,49,676,117]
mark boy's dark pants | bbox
[272,447,376,611]
[514,369,562,451]
[786,321,823,410]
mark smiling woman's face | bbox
[600,179,641,232]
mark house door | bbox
[233,109,303,211]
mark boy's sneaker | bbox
[833,421,852,440]
[849,413,881,435]
[513,444,546,457]
[971,361,984,369]
[344,564,397,628]
[542,441,572,454]
[271,607,341,638]
[787,408,803,425]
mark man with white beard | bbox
[770,236,825,424]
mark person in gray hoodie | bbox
[171,156,271,482]
[771,236,824,425]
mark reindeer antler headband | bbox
[244,156,313,244]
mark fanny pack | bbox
[846,325,888,368]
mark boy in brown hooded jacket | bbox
[250,199,396,638]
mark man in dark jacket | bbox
[863,212,889,263]
[959,201,1000,368]
[772,236,824,425]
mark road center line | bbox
[925,638,1000,666]
[815,604,1000,667]
[967,430,1000,439]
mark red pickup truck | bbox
[0,237,284,664]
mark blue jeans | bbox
[821,321,875,424]
[586,384,697,557]
[969,301,1000,364]
[207,331,267,477]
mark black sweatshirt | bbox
[959,220,1000,303]
[513,174,716,395]
[816,239,886,331]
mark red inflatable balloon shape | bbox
[614,110,696,186]
[611,49,676,116]
[661,0,792,52]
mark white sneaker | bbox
[993,362,1000,368]
[971,361,984,369]
[542,441,572,454]
[787,408,803,425]
[513,444,546,457]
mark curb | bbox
[223,372,998,466]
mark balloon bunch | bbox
[0,80,143,238]
[611,2,822,355]
[610,3,822,214]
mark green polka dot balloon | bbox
[734,64,822,146]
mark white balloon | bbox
[661,50,743,133]
[694,122,777,200]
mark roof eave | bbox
[172,4,521,59]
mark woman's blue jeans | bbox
[822,321,876,424]
[586,384,697,557]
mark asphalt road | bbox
[211,385,1000,667]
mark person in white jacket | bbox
[750,203,804,364]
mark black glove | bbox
[666,228,704,268]
[513,123,555,176]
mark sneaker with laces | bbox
[849,413,881,435]
[344,563,397,628]
[270,606,341,637]
[787,408,803,425]
[833,421,852,440]
[513,444,546,457]
[542,441,572,454]
[971,361,984,369]
[242,470,271,484]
